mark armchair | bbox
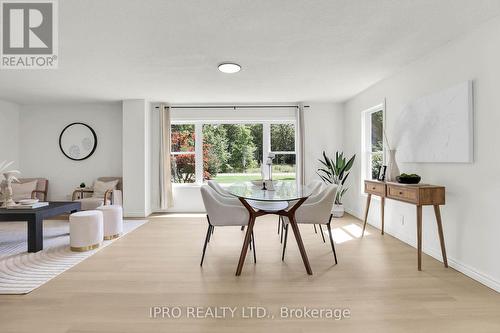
[72,177,122,210]
[14,178,49,201]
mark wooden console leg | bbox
[380,197,385,235]
[434,205,448,268]
[362,194,372,236]
[417,205,422,271]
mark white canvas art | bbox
[395,81,473,163]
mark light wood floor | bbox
[1,214,499,333]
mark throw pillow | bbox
[92,179,119,198]
[11,180,38,201]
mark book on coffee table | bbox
[6,202,50,209]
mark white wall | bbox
[303,102,344,184]
[342,16,500,291]
[0,99,20,168]
[150,103,344,213]
[122,99,152,217]
[18,103,122,201]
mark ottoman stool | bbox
[69,210,103,252]
[97,205,123,240]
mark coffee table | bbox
[0,201,81,252]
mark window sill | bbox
[172,183,202,188]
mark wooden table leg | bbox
[381,197,385,235]
[362,194,372,236]
[417,205,422,271]
[288,214,313,275]
[235,215,255,276]
[27,215,43,253]
[434,205,448,268]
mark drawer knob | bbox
[399,191,403,195]
[372,187,376,190]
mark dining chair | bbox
[208,180,276,231]
[207,180,234,199]
[281,184,339,264]
[200,185,256,266]
[278,180,325,243]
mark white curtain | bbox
[159,104,173,209]
[296,103,306,185]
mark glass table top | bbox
[227,181,314,202]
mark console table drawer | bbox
[365,181,386,196]
[387,185,418,203]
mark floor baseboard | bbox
[344,207,500,293]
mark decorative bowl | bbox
[396,174,421,184]
[19,198,39,205]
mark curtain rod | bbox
[154,105,309,110]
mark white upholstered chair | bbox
[278,179,325,242]
[206,180,287,230]
[200,185,255,266]
[207,180,235,199]
[282,184,339,264]
[72,177,123,210]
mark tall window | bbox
[170,124,196,183]
[362,107,384,183]
[270,123,296,181]
[171,121,296,184]
[202,124,263,183]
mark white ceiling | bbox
[1,0,500,105]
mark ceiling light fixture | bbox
[218,63,241,74]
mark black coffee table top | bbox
[0,201,81,220]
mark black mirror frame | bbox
[59,122,98,161]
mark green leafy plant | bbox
[317,151,356,204]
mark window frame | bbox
[360,103,385,194]
[170,120,297,186]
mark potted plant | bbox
[317,151,355,217]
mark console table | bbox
[362,180,447,271]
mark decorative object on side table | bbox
[383,130,400,182]
[0,161,21,208]
[317,151,356,218]
[261,153,276,191]
[80,182,86,188]
[387,149,400,182]
[377,165,387,181]
[396,173,421,184]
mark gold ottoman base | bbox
[70,243,100,252]
[104,233,120,240]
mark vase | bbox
[332,204,345,218]
[386,149,400,182]
[1,173,16,208]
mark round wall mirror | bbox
[59,122,97,161]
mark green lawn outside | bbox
[211,173,296,183]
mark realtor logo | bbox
[1,0,58,69]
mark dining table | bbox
[227,181,315,276]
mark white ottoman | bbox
[69,210,103,252]
[97,205,123,240]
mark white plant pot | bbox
[332,204,345,218]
